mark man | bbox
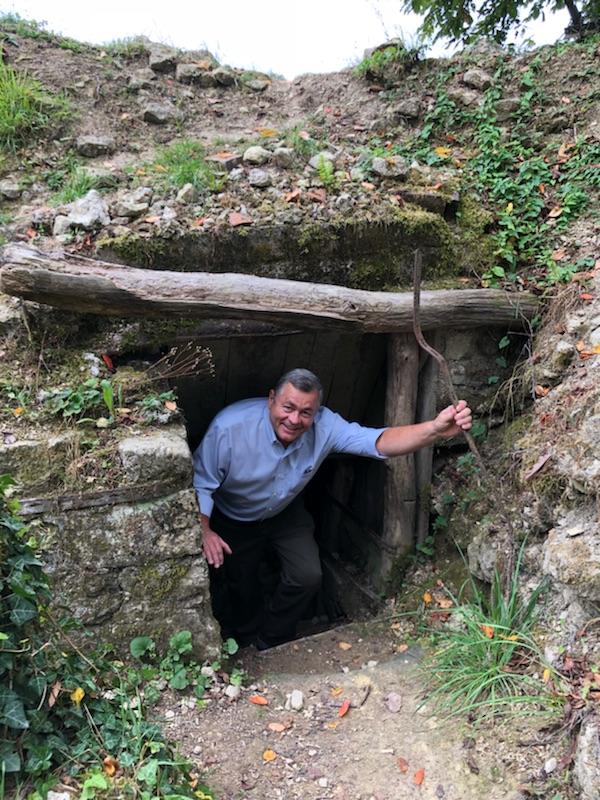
[193,368,471,650]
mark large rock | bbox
[371,155,409,179]
[462,68,493,90]
[243,145,271,165]
[148,43,178,73]
[175,63,218,87]
[542,506,600,602]
[142,101,184,125]
[66,189,110,229]
[0,432,80,493]
[75,135,116,158]
[41,488,220,658]
[112,186,153,218]
[118,427,192,484]
[573,716,600,800]
[0,178,22,199]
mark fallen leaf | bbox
[262,749,277,762]
[48,681,61,708]
[548,205,563,218]
[534,385,551,397]
[434,146,452,157]
[505,201,513,214]
[413,768,425,786]
[326,721,339,729]
[576,339,586,352]
[306,188,326,203]
[249,695,269,706]
[100,353,115,373]
[12,407,24,417]
[480,625,495,639]
[164,400,177,412]
[298,130,311,140]
[338,699,351,717]
[580,293,594,301]
[256,127,278,137]
[397,756,409,773]
[26,228,37,239]
[330,686,344,697]
[284,189,301,203]
[552,248,566,261]
[539,183,546,194]
[228,211,253,226]
[561,96,572,104]
[543,667,551,683]
[267,722,286,733]
[103,755,119,777]
[396,643,409,653]
[153,164,168,173]
[432,181,443,190]
[523,450,552,480]
[338,641,352,651]
[361,181,375,191]
[437,596,453,609]
[211,150,238,160]
[144,214,161,224]
[423,591,433,605]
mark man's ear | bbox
[268,389,275,403]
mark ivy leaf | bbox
[0,688,29,730]
[9,596,37,625]
[137,758,159,786]
[130,636,155,659]
[169,667,189,690]
[0,740,21,772]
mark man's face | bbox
[268,382,320,446]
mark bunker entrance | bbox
[175,329,390,632]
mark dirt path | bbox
[158,621,555,800]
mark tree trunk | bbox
[0,244,538,333]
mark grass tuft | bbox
[421,542,560,722]
[148,139,223,193]
[0,61,70,151]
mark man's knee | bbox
[285,561,322,593]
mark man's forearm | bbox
[376,420,439,457]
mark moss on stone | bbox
[134,562,189,601]
[454,194,496,277]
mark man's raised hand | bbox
[432,400,472,439]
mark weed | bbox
[0,62,70,151]
[315,154,338,189]
[284,126,320,158]
[354,40,421,80]
[58,38,86,53]
[102,37,148,58]
[0,13,52,41]
[0,477,217,797]
[421,542,557,721]
[146,139,223,193]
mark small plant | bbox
[44,378,115,424]
[315,154,337,190]
[0,13,52,41]
[284,125,320,158]
[0,475,216,797]
[0,61,70,151]
[103,37,148,58]
[147,139,223,193]
[422,542,557,721]
[353,40,421,80]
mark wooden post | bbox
[379,333,419,584]
[415,330,443,547]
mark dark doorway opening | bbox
[174,329,389,634]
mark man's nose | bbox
[289,410,301,425]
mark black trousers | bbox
[209,497,322,644]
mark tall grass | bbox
[0,61,69,151]
[150,139,223,193]
[422,542,559,721]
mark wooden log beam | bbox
[0,244,538,333]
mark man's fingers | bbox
[221,539,233,555]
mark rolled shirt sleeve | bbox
[322,408,388,459]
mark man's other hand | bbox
[432,400,472,439]
[202,525,232,568]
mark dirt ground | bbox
[157,619,564,800]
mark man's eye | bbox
[301,411,313,419]
[283,405,293,412]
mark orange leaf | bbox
[101,353,115,373]
[267,722,286,732]
[327,721,339,729]
[164,400,177,411]
[256,127,278,138]
[422,591,433,605]
[262,749,277,762]
[338,641,352,651]
[338,699,351,717]
[26,228,37,239]
[534,385,551,398]
[228,211,253,226]
[437,597,453,609]
[539,183,546,194]
[480,625,495,639]
[580,293,594,301]
[396,643,409,653]
[306,188,326,203]
[13,406,24,417]
[284,189,301,203]
[249,695,269,706]
[397,757,409,773]
[543,667,551,683]
[103,755,119,777]
[330,686,344,697]
[413,768,425,786]
[552,248,566,261]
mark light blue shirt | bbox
[192,398,387,521]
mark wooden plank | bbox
[415,330,443,547]
[379,333,419,584]
[326,333,363,419]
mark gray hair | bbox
[274,368,323,403]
